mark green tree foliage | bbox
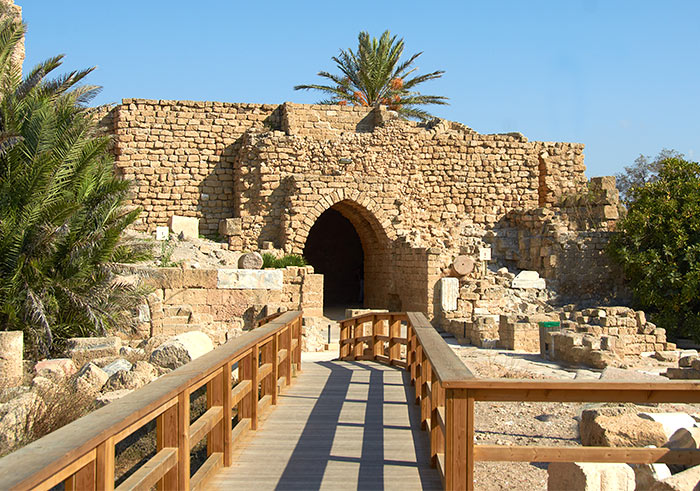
[294,30,448,121]
[608,158,700,340]
[615,148,684,203]
[0,19,149,356]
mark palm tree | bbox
[0,18,149,356]
[295,30,448,121]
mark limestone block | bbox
[580,406,668,447]
[511,270,546,289]
[238,251,263,269]
[218,269,283,290]
[168,215,199,240]
[219,217,242,236]
[0,331,23,387]
[66,336,122,362]
[547,462,634,491]
[439,277,459,312]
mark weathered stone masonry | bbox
[99,99,613,319]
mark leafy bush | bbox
[262,253,307,269]
[607,158,700,340]
[0,20,149,356]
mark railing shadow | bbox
[274,360,441,490]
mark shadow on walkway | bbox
[274,361,441,490]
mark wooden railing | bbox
[340,311,700,491]
[0,310,303,491]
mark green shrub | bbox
[262,253,307,269]
[607,158,700,341]
[0,20,149,356]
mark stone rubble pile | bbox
[548,405,700,490]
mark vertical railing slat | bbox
[223,361,233,466]
[156,402,179,490]
[96,437,115,491]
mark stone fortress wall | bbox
[98,99,621,322]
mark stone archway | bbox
[294,195,395,311]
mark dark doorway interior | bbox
[303,208,364,308]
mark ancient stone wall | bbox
[102,99,282,235]
[102,100,586,241]
[137,266,322,343]
[99,98,611,318]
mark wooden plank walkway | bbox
[209,358,442,490]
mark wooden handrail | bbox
[338,311,700,491]
[0,310,303,491]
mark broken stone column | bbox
[438,277,459,311]
[0,331,23,387]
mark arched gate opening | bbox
[301,200,391,316]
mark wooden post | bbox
[240,347,259,430]
[414,345,423,405]
[64,459,95,491]
[389,316,401,364]
[421,359,430,430]
[445,388,472,491]
[409,327,417,383]
[261,340,275,402]
[353,319,363,360]
[223,362,233,466]
[372,316,383,360]
[207,371,224,457]
[156,403,179,490]
[177,390,191,490]
[96,437,115,491]
[430,374,444,467]
[272,334,279,405]
[285,325,293,386]
[295,317,303,373]
[339,321,347,359]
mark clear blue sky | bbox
[22,1,699,177]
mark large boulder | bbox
[34,358,77,379]
[580,405,668,447]
[74,362,109,395]
[103,361,157,391]
[101,358,132,377]
[96,389,132,407]
[0,391,45,452]
[149,331,213,369]
[547,462,635,491]
[663,427,700,473]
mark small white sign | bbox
[479,247,492,261]
[155,226,169,241]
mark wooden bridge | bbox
[2,310,700,490]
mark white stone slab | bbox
[155,226,169,241]
[439,277,459,311]
[168,215,199,240]
[511,270,546,289]
[217,269,283,290]
[638,412,697,440]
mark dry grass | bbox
[0,377,96,457]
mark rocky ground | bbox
[450,341,700,490]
